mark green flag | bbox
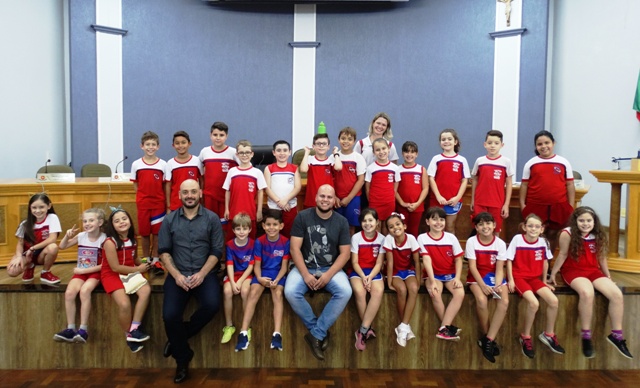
[635,70,640,121]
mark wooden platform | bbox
[1,264,639,370]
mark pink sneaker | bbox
[22,264,35,283]
[40,271,60,285]
[354,331,366,351]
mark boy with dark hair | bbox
[165,131,202,213]
[334,127,366,235]
[300,133,343,208]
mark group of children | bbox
[4,116,633,362]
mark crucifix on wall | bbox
[497,0,514,27]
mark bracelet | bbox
[333,153,340,157]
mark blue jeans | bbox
[284,266,352,341]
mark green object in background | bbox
[317,121,326,134]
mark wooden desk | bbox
[1,179,589,266]
[590,170,640,273]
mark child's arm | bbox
[421,254,438,295]
[299,148,311,173]
[332,147,343,171]
[254,260,266,286]
[494,260,505,292]
[506,260,515,293]
[164,181,172,214]
[237,263,254,293]
[224,190,230,220]
[59,224,80,250]
[428,176,447,205]
[364,181,371,200]
[73,264,102,275]
[271,260,289,288]
[470,175,478,213]
[519,181,528,211]
[351,252,366,279]
[452,254,463,288]
[502,175,513,218]
[263,166,281,205]
[548,231,570,285]
[133,182,138,192]
[449,178,468,205]
[27,231,59,255]
[566,180,576,207]
[103,240,148,275]
[409,167,429,212]
[542,260,554,291]
[412,250,420,278]
[468,259,491,295]
[340,174,364,207]
[256,189,264,222]
[385,251,395,291]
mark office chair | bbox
[81,163,112,177]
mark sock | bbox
[544,331,555,338]
[581,329,592,340]
[273,331,281,336]
[360,326,369,335]
[520,334,531,339]
[67,324,76,330]
[80,325,88,331]
[486,336,494,342]
[240,330,248,335]
[41,270,49,274]
[611,330,624,340]
[129,321,141,333]
[400,322,409,330]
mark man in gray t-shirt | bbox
[285,184,352,361]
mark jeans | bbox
[284,266,352,341]
[163,272,221,364]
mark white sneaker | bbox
[395,325,407,347]
[406,326,416,341]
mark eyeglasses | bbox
[314,142,329,147]
[237,151,252,156]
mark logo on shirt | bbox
[154,173,160,180]
[349,166,356,174]
[588,243,596,253]
[553,166,562,174]
[414,175,420,184]
[490,254,497,265]
[324,168,332,175]
[222,162,229,172]
[242,255,251,263]
[535,249,543,261]
[248,182,255,192]
[493,169,502,180]
[452,162,460,173]
[388,173,394,183]
[288,177,294,184]
[446,250,453,257]
[273,250,284,257]
[188,171,195,177]
[372,246,380,256]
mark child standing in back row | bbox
[130,131,166,261]
[427,128,470,234]
[53,208,107,343]
[334,127,366,236]
[165,131,203,213]
[507,213,564,359]
[365,138,400,235]
[264,140,301,238]
[300,132,343,208]
[396,141,429,237]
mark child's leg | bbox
[593,277,624,331]
[568,277,595,331]
[401,277,419,324]
[428,279,445,322]
[350,277,368,321]
[132,283,152,323]
[151,234,159,258]
[521,290,540,337]
[64,279,83,326]
[141,235,151,258]
[110,289,133,333]
[445,214,457,234]
[271,285,284,333]
[39,243,59,271]
[391,277,408,319]
[536,287,559,334]
[362,280,385,329]
[78,278,100,326]
[380,220,388,235]
[487,286,510,340]
[442,281,465,326]
[222,282,234,326]
[469,284,490,334]
[240,284,265,331]
[240,279,252,311]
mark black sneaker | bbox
[520,336,535,359]
[582,338,595,358]
[478,336,496,363]
[493,341,500,356]
[447,325,462,336]
[607,334,633,359]
[538,332,565,354]
[304,333,325,361]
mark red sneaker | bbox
[22,264,35,283]
[40,271,60,285]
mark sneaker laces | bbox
[522,337,533,350]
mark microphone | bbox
[114,156,128,174]
[44,158,51,174]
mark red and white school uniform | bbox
[559,228,606,285]
[16,213,62,250]
[304,155,336,208]
[165,155,203,211]
[417,231,463,278]
[265,162,298,238]
[199,145,238,216]
[350,231,386,275]
[100,238,137,294]
[464,235,507,284]
[471,155,514,231]
[397,163,426,236]
[365,161,400,221]
[506,234,553,296]
[427,153,470,208]
[130,157,167,236]
[521,154,574,227]
[354,137,399,166]
[334,151,366,199]
[223,166,267,238]
[383,234,420,275]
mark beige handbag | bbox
[117,246,147,294]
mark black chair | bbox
[81,163,112,177]
[36,165,74,174]
[251,145,277,172]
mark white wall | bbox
[0,0,66,178]
[549,0,640,227]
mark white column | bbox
[491,0,523,180]
[95,0,124,168]
[291,4,317,151]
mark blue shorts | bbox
[336,195,361,227]
[431,273,455,282]
[349,267,382,281]
[251,268,286,287]
[393,269,416,281]
[444,202,462,215]
[467,272,507,287]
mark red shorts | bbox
[397,207,423,237]
[223,271,253,284]
[522,202,573,229]
[71,272,101,282]
[370,200,395,222]
[204,197,225,218]
[514,276,549,296]
[137,206,165,236]
[101,273,124,294]
[472,205,503,232]
[281,207,298,239]
[561,268,606,285]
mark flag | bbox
[634,70,640,121]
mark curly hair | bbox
[567,206,608,262]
